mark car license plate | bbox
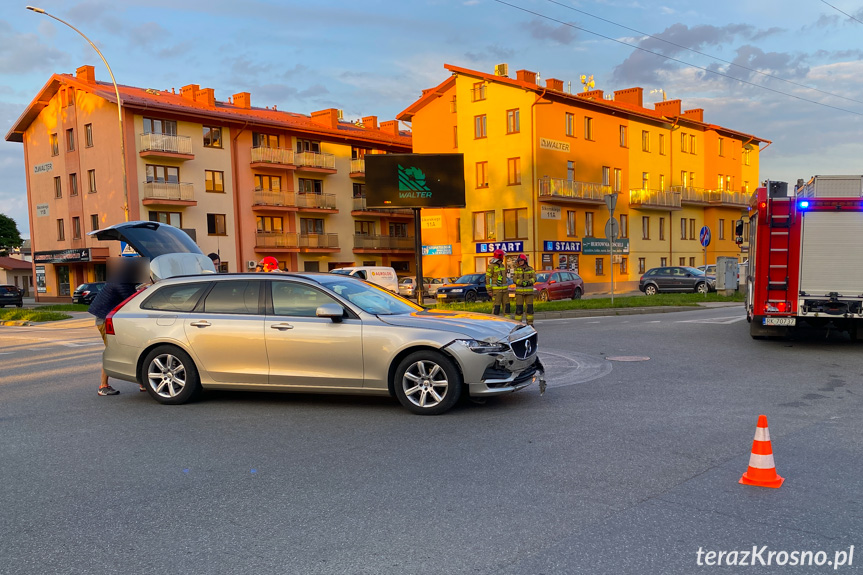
[764,317,795,326]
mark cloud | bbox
[0,20,68,75]
[526,19,577,45]
[464,44,515,63]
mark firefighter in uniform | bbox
[510,254,536,325]
[486,248,510,316]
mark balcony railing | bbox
[141,182,195,201]
[255,231,299,248]
[707,190,750,206]
[673,186,708,203]
[299,233,339,248]
[295,151,336,170]
[350,158,365,173]
[296,193,336,210]
[353,234,415,250]
[629,189,682,209]
[352,197,414,214]
[538,177,609,202]
[253,189,295,207]
[140,133,192,155]
[251,146,295,165]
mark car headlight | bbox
[450,288,463,293]
[455,339,510,354]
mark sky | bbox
[1,0,862,238]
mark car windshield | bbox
[315,275,422,315]
[685,267,706,276]
[330,269,352,276]
[536,273,550,283]
[452,274,482,284]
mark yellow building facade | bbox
[399,64,767,291]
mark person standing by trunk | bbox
[486,248,510,317]
[510,254,536,325]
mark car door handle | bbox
[270,323,294,330]
[189,320,211,328]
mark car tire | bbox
[644,284,658,296]
[573,287,583,300]
[140,345,202,405]
[393,350,462,415]
[695,282,708,294]
[539,289,550,302]
[465,290,477,303]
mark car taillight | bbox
[104,289,145,336]
[82,290,90,297]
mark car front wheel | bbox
[644,284,658,296]
[393,350,462,415]
[539,289,550,302]
[465,290,477,303]
[140,345,201,405]
[695,282,708,294]
[573,287,583,300]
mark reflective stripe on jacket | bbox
[513,266,536,294]
[486,261,508,291]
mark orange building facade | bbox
[399,64,768,291]
[7,65,413,301]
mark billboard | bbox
[365,154,466,208]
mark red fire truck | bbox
[744,176,863,339]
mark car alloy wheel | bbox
[394,350,462,415]
[644,284,657,296]
[465,290,477,303]
[141,345,201,404]
[695,282,708,294]
[539,289,550,302]
[573,287,583,300]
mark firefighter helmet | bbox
[493,249,505,259]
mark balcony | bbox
[299,233,339,252]
[351,196,414,218]
[349,158,365,177]
[139,133,194,160]
[296,192,337,212]
[353,234,415,253]
[674,186,708,204]
[250,146,295,169]
[707,190,750,207]
[255,231,299,251]
[628,189,682,210]
[537,177,609,205]
[295,151,337,173]
[252,189,297,211]
[141,182,196,206]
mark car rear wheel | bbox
[695,282,708,294]
[539,289,550,302]
[644,284,657,296]
[140,345,201,405]
[465,290,477,303]
[393,350,462,415]
[573,287,583,300]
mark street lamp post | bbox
[27,6,130,222]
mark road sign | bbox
[699,226,711,247]
[605,218,620,241]
[120,241,140,257]
[604,193,618,213]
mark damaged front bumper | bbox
[467,358,546,397]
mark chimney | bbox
[380,120,400,136]
[682,108,704,122]
[613,87,643,107]
[76,65,95,83]
[233,92,251,109]
[576,89,604,100]
[311,108,340,129]
[545,78,564,91]
[180,84,200,101]
[516,69,537,85]
[195,87,215,107]
[654,99,682,117]
[362,116,378,130]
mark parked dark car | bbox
[639,266,716,295]
[0,284,23,308]
[435,273,490,303]
[73,282,106,304]
[510,269,584,302]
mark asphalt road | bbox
[1,307,860,574]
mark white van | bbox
[330,266,399,293]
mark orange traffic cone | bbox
[739,415,784,488]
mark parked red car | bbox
[509,269,584,301]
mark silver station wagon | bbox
[93,222,544,415]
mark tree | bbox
[0,214,23,256]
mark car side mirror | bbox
[548,280,556,284]
[316,303,345,322]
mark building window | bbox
[85,124,93,147]
[298,178,323,194]
[66,88,75,106]
[390,222,409,237]
[507,158,521,185]
[681,170,689,187]
[690,135,696,154]
[638,258,646,274]
[681,132,688,153]
[595,258,604,276]
[300,218,324,235]
[472,82,486,102]
[352,182,365,198]
[253,133,279,148]
[718,137,724,157]
[726,175,733,191]
[143,118,177,135]
[689,257,696,267]
[642,130,650,152]
[503,208,528,240]
[455,218,461,242]
[717,174,725,191]
[355,221,376,236]
[614,168,621,192]
[506,109,520,134]
[69,173,78,196]
[50,133,59,156]
[584,212,594,237]
[642,216,650,240]
[453,125,458,148]
[450,95,457,113]
[149,211,182,227]
[620,214,628,238]
[659,217,665,241]
[296,138,320,152]
[476,161,489,188]
[57,219,65,241]
[680,218,687,240]
[567,161,575,181]
[473,211,495,241]
[566,210,577,237]
[54,176,62,198]
[255,174,281,191]
[474,114,487,138]
[743,148,751,166]
[88,169,96,193]
[719,218,726,240]
[690,172,696,188]
[146,165,179,183]
[680,257,686,266]
[660,174,666,191]
[203,126,222,148]
[256,216,283,232]
[205,170,224,193]
[66,128,75,152]
[207,214,227,236]
[659,133,665,155]
[689,218,696,240]
[602,166,610,186]
[744,181,750,193]
[619,125,627,147]
[660,257,668,267]
[565,112,575,137]
[72,217,81,239]
[90,214,99,231]
[642,172,649,190]
[584,116,594,140]
[620,257,627,274]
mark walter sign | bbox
[365,154,466,208]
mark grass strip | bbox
[431,292,744,313]
[0,309,72,322]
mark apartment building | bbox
[6,65,413,301]
[398,64,767,291]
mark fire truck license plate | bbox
[764,317,796,326]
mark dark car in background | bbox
[73,282,106,305]
[510,269,584,302]
[0,285,23,308]
[435,273,490,303]
[639,266,716,295]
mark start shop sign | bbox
[543,240,582,253]
[476,242,524,254]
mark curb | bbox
[533,302,741,321]
[0,320,32,326]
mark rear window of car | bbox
[141,282,211,312]
[202,281,262,314]
[0,286,14,294]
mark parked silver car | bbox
[93,222,543,415]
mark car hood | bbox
[377,309,529,340]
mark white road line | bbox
[647,320,662,323]
[676,316,747,324]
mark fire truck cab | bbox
[745,176,863,339]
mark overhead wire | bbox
[490,0,863,117]
[820,0,863,25]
